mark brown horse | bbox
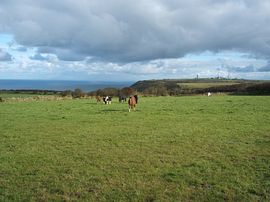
[128,95,138,112]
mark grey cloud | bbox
[258,62,270,72]
[0,0,270,63]
[30,53,47,61]
[227,65,255,73]
[0,49,12,61]
[54,49,86,61]
[38,47,85,61]
[227,62,270,73]
[30,52,58,64]
[16,46,27,52]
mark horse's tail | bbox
[134,95,138,103]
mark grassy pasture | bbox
[177,82,240,89]
[0,96,269,201]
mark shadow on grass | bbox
[100,109,141,113]
[85,102,100,105]
[101,109,126,112]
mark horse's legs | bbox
[128,106,131,112]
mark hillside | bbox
[130,78,270,95]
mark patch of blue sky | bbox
[0,33,13,50]
[0,33,36,60]
[0,33,13,44]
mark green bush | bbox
[72,88,85,98]
[61,90,72,97]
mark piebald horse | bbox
[128,95,138,112]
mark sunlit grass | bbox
[177,82,240,89]
[0,96,269,201]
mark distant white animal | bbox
[207,92,212,97]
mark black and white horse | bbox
[103,96,112,104]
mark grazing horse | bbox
[128,95,138,112]
[103,96,112,104]
[119,95,126,103]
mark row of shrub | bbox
[60,87,137,98]
[0,87,136,99]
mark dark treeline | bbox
[60,87,136,98]
[0,87,136,99]
[88,87,136,97]
[0,89,62,95]
[185,83,270,95]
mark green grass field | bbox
[0,96,269,201]
[177,82,240,89]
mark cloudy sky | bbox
[0,0,270,81]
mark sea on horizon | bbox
[0,79,133,92]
